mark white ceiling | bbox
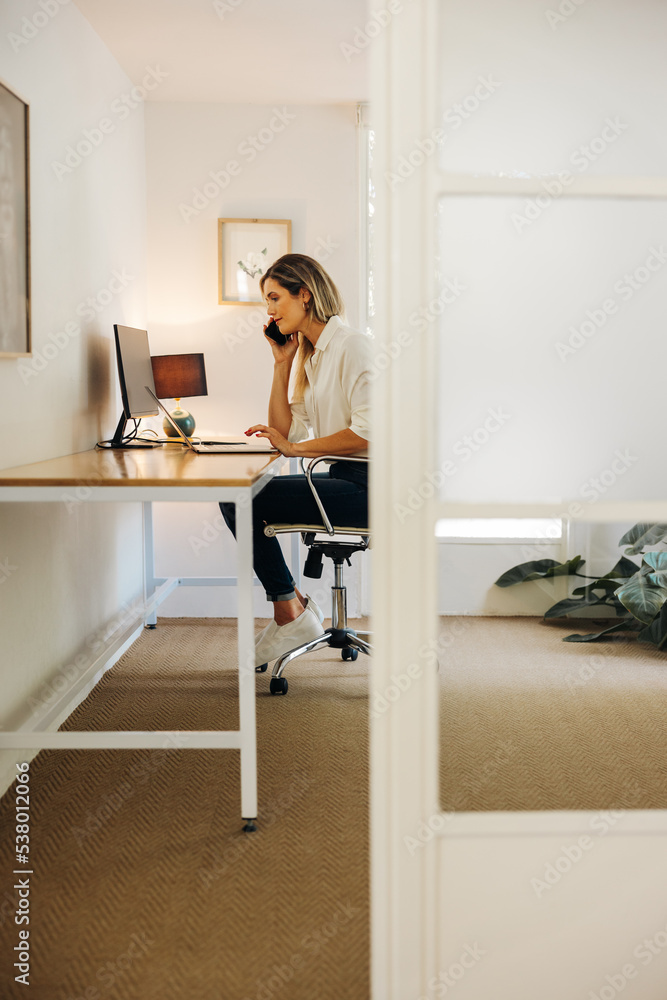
[73,0,370,104]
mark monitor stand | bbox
[109,413,161,449]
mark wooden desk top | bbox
[0,447,282,488]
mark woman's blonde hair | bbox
[259,254,345,401]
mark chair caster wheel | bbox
[342,648,358,661]
[270,676,288,695]
[242,818,257,833]
[255,663,268,674]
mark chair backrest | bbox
[301,455,369,536]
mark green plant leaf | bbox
[602,557,640,579]
[571,580,620,596]
[643,551,667,572]
[494,556,584,588]
[544,593,610,618]
[563,620,638,643]
[615,571,667,625]
[619,524,667,555]
[638,602,667,648]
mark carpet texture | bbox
[0,618,370,1000]
[1,615,667,998]
[439,617,667,812]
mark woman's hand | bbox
[246,424,295,457]
[263,326,299,365]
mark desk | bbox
[0,446,284,830]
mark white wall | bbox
[425,0,667,614]
[143,102,363,616]
[0,2,147,784]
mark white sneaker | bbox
[255,606,324,667]
[255,618,277,650]
[304,594,325,624]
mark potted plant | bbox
[494,523,667,647]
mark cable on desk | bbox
[96,419,141,449]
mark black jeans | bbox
[219,462,368,601]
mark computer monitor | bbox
[111,324,160,448]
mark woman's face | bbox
[263,278,308,336]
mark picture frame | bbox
[218,218,291,306]
[0,77,30,358]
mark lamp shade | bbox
[150,353,208,399]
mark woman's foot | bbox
[255,606,323,667]
[274,596,306,626]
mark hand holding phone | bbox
[264,319,287,346]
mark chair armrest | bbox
[304,455,369,536]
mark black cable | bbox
[96,418,143,449]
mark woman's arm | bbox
[267,361,294,439]
[245,424,367,458]
[265,331,299,438]
[291,428,367,457]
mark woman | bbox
[220,254,370,667]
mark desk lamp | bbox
[150,353,208,437]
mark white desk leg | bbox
[143,501,158,628]
[236,493,258,830]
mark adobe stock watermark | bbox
[531,784,642,898]
[7,0,70,53]
[367,279,467,379]
[198,774,313,890]
[588,917,667,1000]
[240,899,360,1000]
[70,733,189,846]
[385,76,501,190]
[179,107,296,223]
[188,495,251,553]
[555,246,667,361]
[25,595,148,717]
[565,652,611,694]
[340,0,412,63]
[418,943,486,1000]
[511,117,629,234]
[62,930,155,1000]
[220,236,340,354]
[60,457,141,511]
[394,406,512,523]
[515,448,640,571]
[51,66,168,180]
[371,619,473,720]
[17,268,135,385]
[212,0,243,19]
[0,557,18,585]
[546,0,589,30]
[404,739,517,856]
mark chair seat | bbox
[263,523,370,538]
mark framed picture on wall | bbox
[0,78,30,358]
[218,218,291,306]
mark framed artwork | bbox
[218,218,291,305]
[0,78,30,358]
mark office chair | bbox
[257,455,372,695]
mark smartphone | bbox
[264,319,287,346]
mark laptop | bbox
[144,386,277,454]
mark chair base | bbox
[262,627,372,695]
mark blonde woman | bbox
[220,254,370,667]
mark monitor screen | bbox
[114,325,158,419]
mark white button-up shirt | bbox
[287,315,371,457]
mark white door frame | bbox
[369,2,667,997]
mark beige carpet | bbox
[1,615,667,998]
[439,616,667,812]
[0,619,370,1000]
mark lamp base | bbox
[163,406,196,438]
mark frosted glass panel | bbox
[437,196,667,503]
[437,0,667,176]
